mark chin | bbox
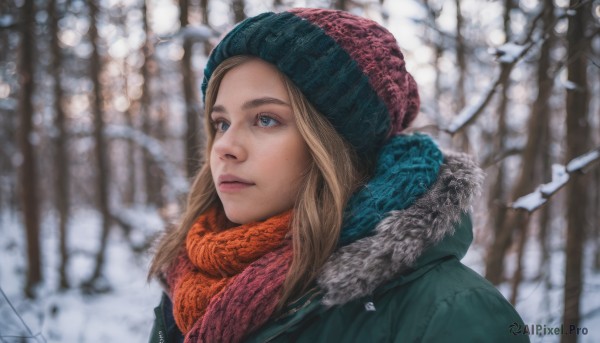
[223,207,255,225]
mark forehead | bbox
[216,59,290,104]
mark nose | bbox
[211,125,247,162]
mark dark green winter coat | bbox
[150,153,529,342]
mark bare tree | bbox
[140,0,163,206]
[333,0,348,11]
[84,0,112,291]
[454,0,466,111]
[484,0,513,286]
[485,5,555,287]
[508,0,557,304]
[48,0,70,290]
[180,0,202,178]
[18,0,42,298]
[418,0,443,118]
[200,0,212,56]
[561,1,592,341]
[232,0,246,23]
[535,0,555,286]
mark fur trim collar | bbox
[317,152,484,306]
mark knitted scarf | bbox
[167,205,293,342]
[167,133,442,342]
[340,134,443,244]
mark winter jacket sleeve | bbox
[407,286,530,343]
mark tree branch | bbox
[442,8,568,135]
[510,146,600,212]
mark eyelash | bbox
[211,113,281,132]
[212,118,229,132]
[256,114,280,127]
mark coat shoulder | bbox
[249,257,528,343]
[386,258,529,343]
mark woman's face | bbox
[209,58,311,224]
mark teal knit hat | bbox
[202,8,420,161]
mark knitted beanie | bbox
[201,8,420,160]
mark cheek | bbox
[291,138,312,171]
[279,138,311,181]
[209,146,218,178]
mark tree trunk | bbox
[141,0,163,206]
[124,63,137,205]
[594,159,600,270]
[485,0,552,282]
[49,0,70,290]
[509,0,556,301]
[200,0,212,56]
[333,0,347,11]
[484,0,513,285]
[452,0,469,152]
[19,0,42,298]
[486,90,509,286]
[180,0,202,178]
[536,0,555,279]
[85,0,112,291]
[510,214,530,304]
[232,0,246,23]
[455,0,466,111]
[200,0,209,25]
[561,1,591,341]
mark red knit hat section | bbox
[290,8,420,136]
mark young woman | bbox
[149,8,528,343]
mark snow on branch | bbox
[104,124,189,200]
[69,124,190,201]
[443,6,549,135]
[443,38,536,135]
[444,69,506,134]
[156,25,216,44]
[511,146,600,212]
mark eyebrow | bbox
[211,97,290,115]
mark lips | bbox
[217,174,255,192]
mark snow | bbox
[0,208,162,343]
[566,148,600,172]
[179,25,215,43]
[446,75,498,134]
[158,25,216,45]
[563,80,579,90]
[512,190,548,212]
[513,148,600,212]
[539,164,570,196]
[513,164,569,212]
[496,42,528,64]
[104,124,190,200]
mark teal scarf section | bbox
[339,134,443,245]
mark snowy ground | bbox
[0,208,162,342]
[2,208,600,342]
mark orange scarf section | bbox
[171,205,292,334]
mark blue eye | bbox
[213,120,229,132]
[257,114,279,128]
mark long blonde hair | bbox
[149,55,366,307]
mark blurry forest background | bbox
[1,0,600,341]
